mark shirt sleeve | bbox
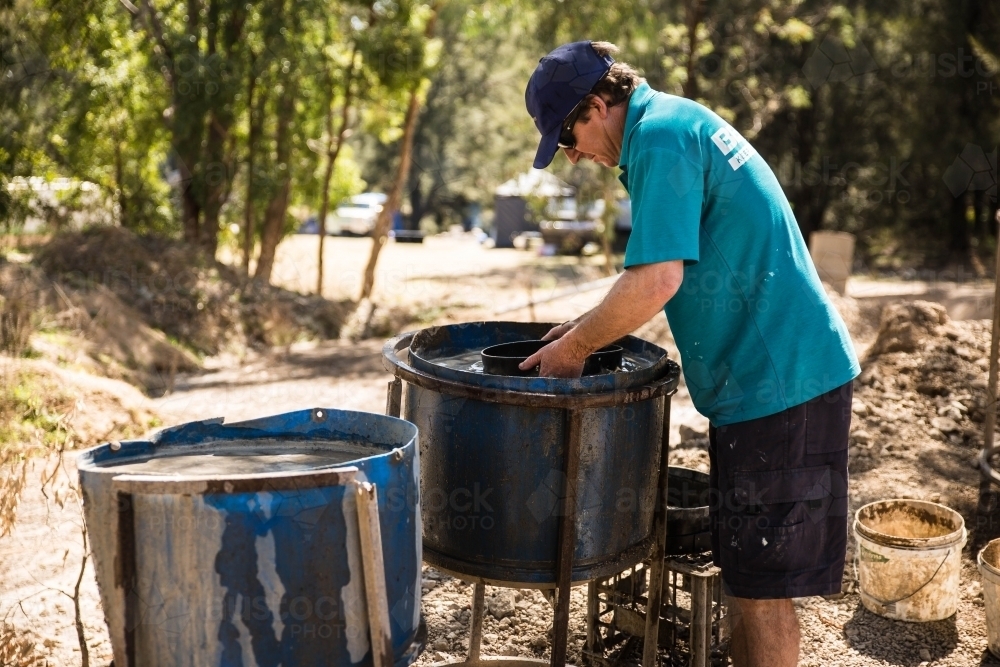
[622,142,704,268]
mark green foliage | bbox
[530,0,1000,269]
[3,0,997,270]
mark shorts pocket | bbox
[732,466,837,575]
[805,384,853,455]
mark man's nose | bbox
[562,147,581,165]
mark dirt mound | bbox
[34,227,350,356]
[1,356,160,534]
[865,300,950,357]
[851,300,990,472]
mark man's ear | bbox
[591,95,611,119]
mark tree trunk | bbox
[358,3,440,301]
[254,80,297,285]
[316,42,360,295]
[177,0,204,244]
[358,86,422,301]
[601,173,618,276]
[682,0,706,99]
[114,139,126,226]
[199,0,244,258]
[200,111,232,258]
[242,59,260,276]
[255,180,292,283]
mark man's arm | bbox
[520,260,684,377]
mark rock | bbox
[484,633,498,645]
[500,644,519,657]
[928,427,943,440]
[852,399,869,416]
[486,590,516,620]
[866,301,948,358]
[679,424,707,443]
[433,639,450,651]
[499,617,511,629]
[530,635,548,650]
[937,405,963,421]
[850,429,872,445]
[858,364,882,386]
[931,416,959,433]
[919,648,931,661]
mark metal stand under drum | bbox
[585,554,728,667]
[382,327,681,667]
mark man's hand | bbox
[518,260,685,379]
[518,335,587,378]
[541,320,578,341]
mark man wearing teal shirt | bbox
[522,41,860,667]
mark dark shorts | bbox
[709,382,853,599]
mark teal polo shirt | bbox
[618,82,860,426]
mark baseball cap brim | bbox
[532,125,563,169]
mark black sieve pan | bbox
[481,340,623,376]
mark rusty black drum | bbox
[383,321,680,587]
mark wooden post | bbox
[468,581,486,663]
[552,409,584,667]
[585,579,600,664]
[642,395,672,667]
[386,378,402,418]
[356,482,393,667]
[980,210,1000,518]
[690,575,710,667]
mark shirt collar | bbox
[618,81,655,170]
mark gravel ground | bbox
[410,562,1000,667]
[6,235,1000,666]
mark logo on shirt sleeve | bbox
[711,125,757,172]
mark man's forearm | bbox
[561,263,681,359]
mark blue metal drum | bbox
[383,322,680,587]
[77,408,423,667]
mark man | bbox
[521,41,860,667]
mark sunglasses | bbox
[557,100,586,150]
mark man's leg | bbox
[727,597,799,667]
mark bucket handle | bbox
[853,543,954,609]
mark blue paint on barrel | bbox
[77,408,423,667]
[394,322,680,586]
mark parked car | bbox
[327,193,388,236]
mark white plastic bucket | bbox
[853,499,966,622]
[978,538,1000,657]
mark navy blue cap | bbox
[525,41,614,169]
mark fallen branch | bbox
[72,524,90,667]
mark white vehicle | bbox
[326,192,388,236]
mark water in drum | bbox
[432,349,486,373]
[430,347,649,375]
[97,438,382,475]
